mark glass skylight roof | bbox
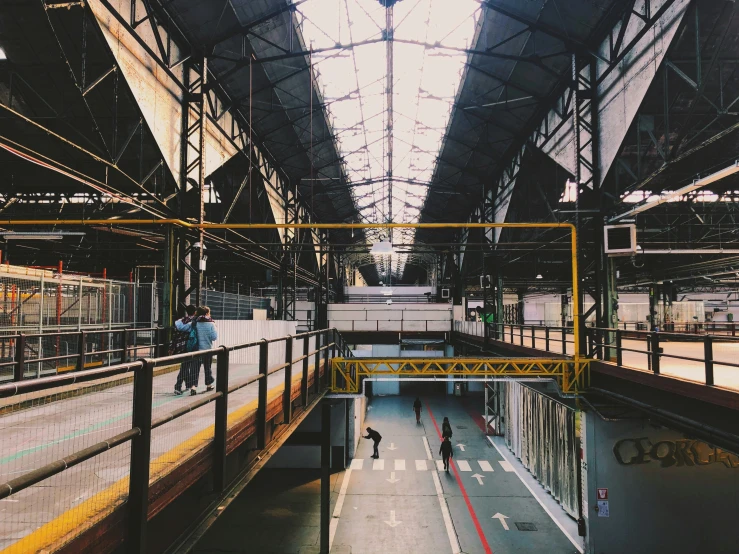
[299,0,481,278]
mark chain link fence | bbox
[1,266,273,334]
[200,289,270,320]
[0,266,161,335]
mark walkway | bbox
[0,358,316,552]
[461,326,739,390]
[331,395,580,554]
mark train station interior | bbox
[1,0,738,552]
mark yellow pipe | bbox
[3,219,580,358]
[571,228,581,361]
[2,219,575,230]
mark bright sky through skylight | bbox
[299,0,480,279]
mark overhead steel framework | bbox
[2,0,739,330]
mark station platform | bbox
[193,395,583,554]
[0,358,323,553]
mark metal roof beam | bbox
[479,0,609,63]
[205,0,310,53]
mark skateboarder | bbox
[364,427,382,458]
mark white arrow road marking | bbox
[492,513,509,530]
[471,473,485,485]
[384,510,402,528]
[387,442,398,451]
[386,471,400,484]
[457,444,466,452]
[488,436,584,554]
[394,459,405,471]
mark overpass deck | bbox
[457,324,739,391]
[0,356,325,553]
[194,395,582,554]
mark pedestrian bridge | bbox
[330,357,590,395]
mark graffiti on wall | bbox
[614,438,739,468]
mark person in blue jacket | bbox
[175,306,218,395]
[173,304,197,395]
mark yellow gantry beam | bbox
[1,220,582,359]
[330,357,590,395]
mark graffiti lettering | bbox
[613,438,739,468]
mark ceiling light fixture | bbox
[2,232,86,241]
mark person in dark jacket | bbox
[412,397,422,424]
[364,427,382,458]
[439,436,453,472]
[442,417,453,440]
[173,305,197,395]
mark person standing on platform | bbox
[176,306,218,395]
[364,427,382,458]
[172,304,197,395]
[442,417,453,440]
[439,436,453,472]
[413,397,422,424]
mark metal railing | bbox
[607,321,739,335]
[0,327,164,383]
[342,294,437,304]
[454,320,739,388]
[454,320,577,355]
[0,327,352,553]
[585,326,739,386]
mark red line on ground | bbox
[425,402,494,554]
[461,399,492,434]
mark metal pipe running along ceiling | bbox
[1,220,584,361]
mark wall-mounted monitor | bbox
[604,224,637,255]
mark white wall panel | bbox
[354,321,379,331]
[215,320,296,365]
[427,321,451,332]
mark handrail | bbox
[1,325,165,383]
[454,321,737,388]
[0,326,349,553]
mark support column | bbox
[649,284,659,331]
[178,59,207,307]
[604,257,618,360]
[573,54,597,356]
[496,273,504,339]
[320,400,331,554]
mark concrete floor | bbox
[194,395,581,554]
[0,360,298,550]
[192,469,343,554]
